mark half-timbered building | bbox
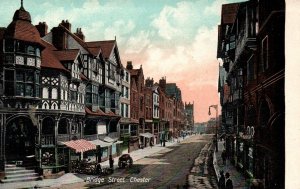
[0,2,124,181]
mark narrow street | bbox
[83,134,214,189]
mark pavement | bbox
[213,140,248,189]
[0,135,191,189]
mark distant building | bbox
[185,102,194,131]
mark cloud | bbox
[151,1,202,41]
[125,30,151,54]
[104,20,136,43]
[204,0,229,16]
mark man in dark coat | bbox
[109,155,114,169]
[225,172,233,189]
[218,170,226,189]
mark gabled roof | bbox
[221,3,240,25]
[57,24,93,55]
[86,40,115,59]
[129,69,139,76]
[53,49,80,62]
[130,76,138,92]
[41,40,69,72]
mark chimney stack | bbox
[60,20,71,31]
[35,22,48,37]
[74,28,85,41]
[145,77,154,87]
[159,77,166,92]
[126,61,133,70]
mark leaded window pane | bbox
[25,84,33,96]
[16,83,24,96]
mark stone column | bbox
[38,117,42,169]
[55,117,60,172]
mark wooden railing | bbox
[41,135,54,146]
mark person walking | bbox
[218,170,226,189]
[109,155,114,169]
[225,172,233,189]
[150,139,153,148]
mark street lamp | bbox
[208,105,218,152]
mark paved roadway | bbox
[88,134,214,189]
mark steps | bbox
[1,164,40,183]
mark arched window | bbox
[58,118,68,134]
[42,117,55,135]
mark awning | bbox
[119,118,139,124]
[115,140,123,144]
[139,132,155,138]
[90,140,112,147]
[62,139,96,153]
[103,136,117,143]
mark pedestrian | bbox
[109,155,114,169]
[218,170,226,189]
[150,139,153,148]
[96,163,101,175]
[160,139,163,146]
[221,150,227,165]
[225,172,233,189]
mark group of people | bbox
[218,170,233,189]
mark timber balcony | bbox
[40,134,81,146]
[233,25,256,65]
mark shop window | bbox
[112,144,117,155]
[102,147,108,158]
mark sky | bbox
[1,0,245,122]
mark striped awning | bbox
[62,139,96,153]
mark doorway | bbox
[5,116,37,162]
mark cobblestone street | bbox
[83,134,214,189]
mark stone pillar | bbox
[38,117,42,169]
[55,117,60,172]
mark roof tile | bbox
[41,40,69,72]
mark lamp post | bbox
[208,105,218,152]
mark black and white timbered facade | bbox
[0,2,124,179]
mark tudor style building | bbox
[217,0,285,188]
[0,2,124,181]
